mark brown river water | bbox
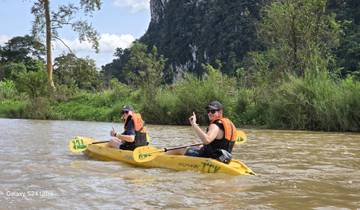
[0,118,359,209]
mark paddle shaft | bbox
[163,143,202,152]
[92,140,110,144]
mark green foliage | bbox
[124,42,165,88]
[54,92,111,121]
[0,80,17,99]
[142,65,238,125]
[0,35,45,65]
[337,76,360,130]
[124,42,166,113]
[0,35,46,80]
[101,48,131,85]
[266,72,360,131]
[31,0,101,52]
[253,0,340,77]
[52,84,78,102]
[0,99,27,118]
[14,69,50,98]
[0,79,29,118]
[31,0,102,87]
[0,63,27,81]
[141,0,267,76]
[0,1,359,132]
[53,53,101,91]
[108,78,132,100]
[23,97,56,119]
[327,0,360,77]
[234,88,266,126]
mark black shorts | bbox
[185,146,232,164]
[185,147,212,158]
[119,143,135,151]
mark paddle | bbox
[133,130,248,163]
[68,136,109,153]
[133,143,202,162]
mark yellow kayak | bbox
[76,137,255,176]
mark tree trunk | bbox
[44,0,55,89]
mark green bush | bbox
[337,77,360,131]
[265,72,360,131]
[23,97,56,119]
[109,78,132,101]
[0,80,18,99]
[141,87,179,124]
[53,92,112,121]
[234,88,266,126]
[142,65,238,125]
[0,62,27,80]
[14,69,50,98]
[0,99,27,118]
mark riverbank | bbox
[1,69,359,132]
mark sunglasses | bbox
[121,110,129,114]
[207,109,219,114]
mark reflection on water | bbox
[0,118,359,209]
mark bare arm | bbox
[116,134,135,142]
[110,128,135,142]
[189,112,219,145]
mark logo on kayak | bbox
[201,161,220,173]
[138,152,151,160]
[72,137,86,150]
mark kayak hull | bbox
[81,137,255,176]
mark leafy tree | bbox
[0,35,45,63]
[31,0,101,89]
[124,42,166,101]
[327,0,360,78]
[0,63,27,81]
[53,53,101,91]
[14,69,49,99]
[251,0,340,77]
[0,35,45,74]
[101,48,131,86]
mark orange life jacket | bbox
[124,112,145,132]
[210,117,237,142]
[122,112,148,149]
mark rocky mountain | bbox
[141,0,268,78]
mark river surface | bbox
[0,118,359,210]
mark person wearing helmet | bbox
[108,105,149,150]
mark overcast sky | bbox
[0,0,151,67]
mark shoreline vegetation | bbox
[0,64,359,132]
[1,1,359,132]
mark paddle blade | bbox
[133,146,163,163]
[235,130,247,145]
[68,136,94,153]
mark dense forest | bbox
[1,0,359,131]
[104,0,360,81]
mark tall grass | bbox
[142,65,238,125]
[0,65,358,131]
[266,71,360,131]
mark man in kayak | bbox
[108,105,149,150]
[168,101,236,163]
